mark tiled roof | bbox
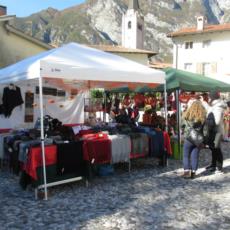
[0,15,15,21]
[167,23,230,37]
[149,62,172,69]
[88,45,156,55]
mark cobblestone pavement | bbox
[0,142,230,230]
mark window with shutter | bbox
[202,40,211,48]
[202,63,211,76]
[196,63,203,74]
[211,62,217,74]
[184,63,193,71]
[185,41,193,49]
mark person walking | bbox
[182,100,207,179]
[205,91,227,173]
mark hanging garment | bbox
[2,85,24,117]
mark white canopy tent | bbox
[0,42,166,199]
[0,42,165,84]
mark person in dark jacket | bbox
[205,91,227,173]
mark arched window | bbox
[128,21,132,29]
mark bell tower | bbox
[122,0,144,49]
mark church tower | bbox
[122,0,144,49]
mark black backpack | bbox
[203,112,217,146]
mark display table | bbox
[22,143,87,199]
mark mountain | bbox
[12,0,230,62]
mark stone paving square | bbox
[0,142,229,230]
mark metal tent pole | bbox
[39,76,48,200]
[175,89,181,159]
[164,83,168,132]
[103,92,107,122]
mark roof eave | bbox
[107,50,157,55]
[0,15,15,22]
[168,28,230,38]
[88,45,156,55]
[5,23,54,50]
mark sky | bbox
[0,0,85,17]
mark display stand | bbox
[34,176,87,199]
[84,98,104,123]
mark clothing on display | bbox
[0,84,24,117]
[1,120,171,194]
[56,141,86,176]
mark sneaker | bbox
[209,167,217,173]
[181,171,190,178]
[217,165,223,171]
[205,164,215,170]
[215,167,223,174]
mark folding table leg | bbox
[35,188,38,200]
[128,160,131,173]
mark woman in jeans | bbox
[182,100,207,179]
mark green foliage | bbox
[144,104,152,114]
[90,89,104,98]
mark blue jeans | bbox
[183,139,200,171]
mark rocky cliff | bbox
[12,0,230,61]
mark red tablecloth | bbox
[24,145,57,180]
[82,133,111,164]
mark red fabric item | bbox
[163,132,172,155]
[144,96,156,107]
[80,132,106,140]
[123,95,131,106]
[179,93,190,103]
[83,133,111,164]
[78,129,94,136]
[75,130,95,140]
[64,123,82,127]
[0,129,11,133]
[130,153,146,159]
[24,145,57,180]
[134,94,145,107]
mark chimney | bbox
[197,16,205,31]
[0,5,7,16]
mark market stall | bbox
[156,67,230,159]
[0,42,166,199]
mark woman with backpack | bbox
[182,100,207,179]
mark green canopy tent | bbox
[108,67,230,92]
[155,67,230,92]
[155,67,230,159]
